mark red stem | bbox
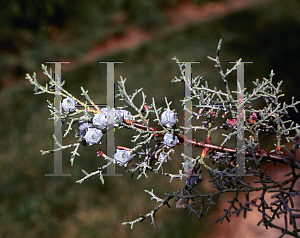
[123,120,300,166]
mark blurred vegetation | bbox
[0,0,223,86]
[1,0,300,237]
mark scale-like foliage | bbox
[27,40,300,237]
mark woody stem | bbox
[124,120,300,167]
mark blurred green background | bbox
[1,0,300,237]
